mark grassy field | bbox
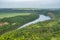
[0,13,31,18]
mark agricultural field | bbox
[0,13,31,18]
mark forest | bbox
[0,8,60,40]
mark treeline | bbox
[0,9,60,14]
[0,9,60,19]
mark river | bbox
[17,15,51,29]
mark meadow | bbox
[0,13,31,18]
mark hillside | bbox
[0,9,60,40]
[0,20,60,40]
[0,14,39,35]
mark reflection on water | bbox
[17,15,51,29]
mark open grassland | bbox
[0,20,60,40]
[0,13,31,18]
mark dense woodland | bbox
[0,20,60,40]
[0,9,60,40]
[0,14,39,35]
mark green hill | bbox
[0,20,60,40]
[0,14,39,35]
[0,9,60,40]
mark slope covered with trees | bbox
[0,9,60,40]
[0,20,60,40]
[0,14,39,35]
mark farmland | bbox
[0,13,31,18]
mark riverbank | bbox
[17,15,51,29]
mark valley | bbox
[0,9,60,40]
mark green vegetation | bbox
[0,13,39,35]
[0,13,31,18]
[0,20,60,40]
[0,9,60,40]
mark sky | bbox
[0,0,60,8]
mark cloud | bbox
[0,0,60,8]
[0,0,39,2]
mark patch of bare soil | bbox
[0,22,9,26]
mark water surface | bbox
[17,15,51,29]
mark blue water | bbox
[17,15,51,29]
[38,15,51,21]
